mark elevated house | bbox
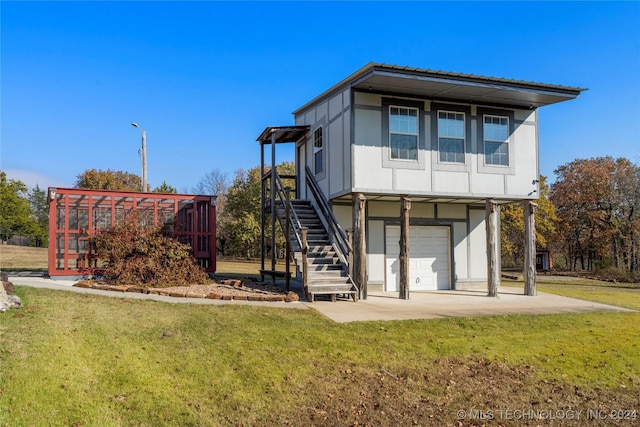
[259,63,584,301]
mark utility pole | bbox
[131,122,147,192]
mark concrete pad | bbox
[305,287,634,323]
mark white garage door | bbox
[385,225,451,291]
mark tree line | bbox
[502,156,639,280]
[1,156,638,279]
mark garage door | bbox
[385,225,451,291]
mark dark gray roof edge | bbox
[292,62,587,115]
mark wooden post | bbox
[524,200,538,296]
[352,193,367,300]
[285,187,291,292]
[301,227,309,301]
[486,199,500,297]
[399,196,411,300]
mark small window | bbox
[438,111,465,163]
[390,106,418,160]
[484,115,509,166]
[313,127,323,174]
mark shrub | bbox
[92,214,210,287]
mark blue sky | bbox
[2,1,639,193]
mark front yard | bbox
[1,276,638,426]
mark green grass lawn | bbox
[504,277,640,311]
[1,281,639,426]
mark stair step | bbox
[307,264,344,273]
[308,245,334,252]
[307,257,340,265]
[307,283,355,292]
[303,229,327,235]
[307,251,337,258]
[307,268,350,283]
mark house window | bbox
[389,106,418,160]
[313,127,323,174]
[483,115,509,166]
[438,111,465,163]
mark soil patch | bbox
[286,356,638,426]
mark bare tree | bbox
[191,169,229,196]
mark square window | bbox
[391,134,418,160]
[439,138,464,163]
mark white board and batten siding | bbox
[348,92,540,200]
[295,88,352,200]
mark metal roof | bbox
[256,125,310,144]
[293,63,587,114]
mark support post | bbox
[524,200,538,296]
[285,187,291,292]
[270,131,276,285]
[301,227,309,300]
[352,193,367,300]
[260,142,265,281]
[399,196,411,300]
[486,199,500,297]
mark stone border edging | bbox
[73,282,300,302]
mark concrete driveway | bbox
[305,287,634,323]
[7,275,634,323]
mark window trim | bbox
[437,110,466,164]
[381,98,425,170]
[483,114,509,167]
[389,105,419,161]
[476,107,516,175]
[313,125,324,176]
[430,102,471,173]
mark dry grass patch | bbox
[0,245,48,270]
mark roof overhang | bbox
[294,63,587,114]
[257,125,310,144]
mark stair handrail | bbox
[305,166,352,263]
[269,169,304,251]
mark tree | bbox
[220,167,261,258]
[217,161,294,258]
[550,156,640,274]
[0,171,37,242]
[28,184,49,246]
[153,181,177,194]
[500,176,557,268]
[191,168,229,196]
[75,169,142,191]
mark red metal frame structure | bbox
[47,187,216,277]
